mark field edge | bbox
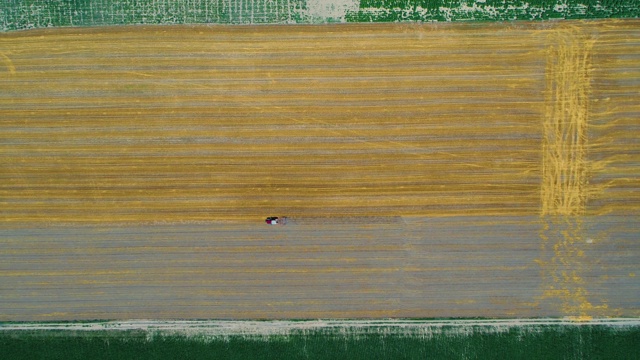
[2,319,639,360]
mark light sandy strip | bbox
[2,318,639,336]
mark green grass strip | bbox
[1,0,639,31]
[348,0,640,22]
[2,325,639,359]
[0,0,308,31]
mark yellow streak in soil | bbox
[539,26,597,318]
[0,51,16,75]
[536,23,639,319]
[541,27,593,216]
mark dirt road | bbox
[1,21,638,320]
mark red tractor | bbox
[265,216,287,225]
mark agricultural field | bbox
[1,20,639,323]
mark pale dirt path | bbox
[2,318,640,337]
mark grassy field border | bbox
[1,0,639,31]
[2,321,639,359]
[349,0,640,22]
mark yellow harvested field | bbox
[0,20,639,320]
[2,22,638,225]
[2,22,552,224]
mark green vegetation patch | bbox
[1,325,639,359]
[348,0,640,22]
[1,0,639,31]
[0,0,308,31]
